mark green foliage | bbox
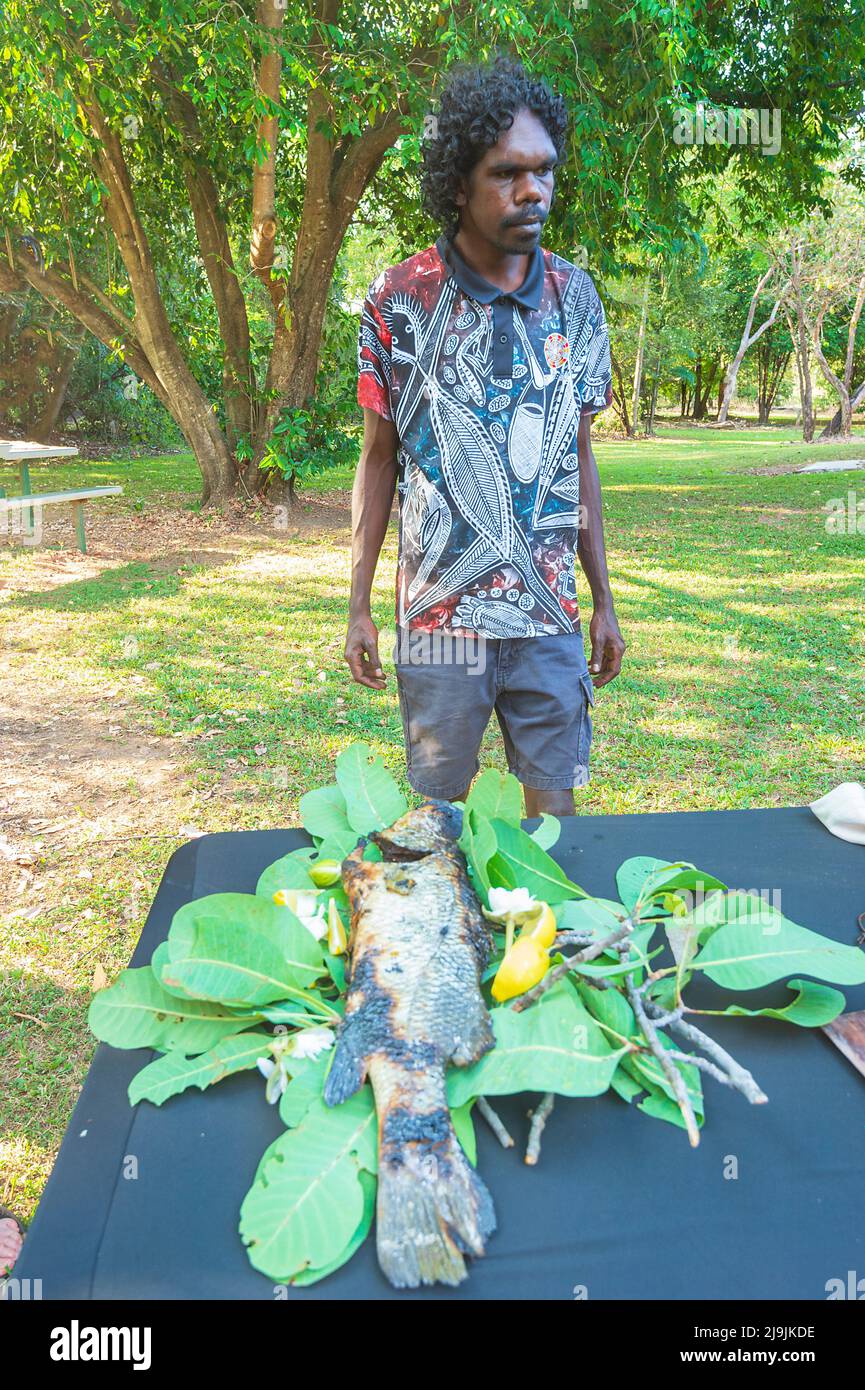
[87,740,856,1289]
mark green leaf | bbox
[699,977,847,1027]
[255,853,319,901]
[691,913,865,990]
[639,863,728,904]
[570,976,636,1043]
[163,918,323,1007]
[88,968,264,1053]
[620,1032,704,1119]
[298,784,359,857]
[335,743,408,834]
[450,1100,477,1166]
[458,807,497,900]
[487,818,587,904]
[128,1032,272,1106]
[464,768,522,826]
[288,1169,376,1286]
[447,980,627,1105]
[637,1089,705,1132]
[240,1091,377,1281]
[279,1052,331,1127]
[529,813,561,850]
[616,856,674,912]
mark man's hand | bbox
[588,605,625,689]
[345,614,387,689]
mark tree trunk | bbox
[29,334,82,441]
[631,277,650,435]
[818,380,865,438]
[718,266,788,423]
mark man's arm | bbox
[344,406,400,690]
[576,412,626,688]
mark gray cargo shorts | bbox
[391,626,595,799]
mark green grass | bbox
[1,421,864,1217]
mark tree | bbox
[2,0,864,502]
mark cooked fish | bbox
[323,799,496,1288]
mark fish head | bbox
[370,800,464,859]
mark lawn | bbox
[1,422,864,1218]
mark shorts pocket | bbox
[580,670,596,707]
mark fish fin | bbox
[450,1007,496,1067]
[322,1016,368,1105]
[376,1128,496,1288]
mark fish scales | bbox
[323,799,497,1288]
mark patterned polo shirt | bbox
[357,230,612,637]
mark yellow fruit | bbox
[308,859,342,887]
[327,898,347,956]
[519,901,557,948]
[491,936,549,1002]
[273,888,318,914]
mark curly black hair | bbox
[420,51,569,237]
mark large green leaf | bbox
[167,892,319,971]
[570,976,636,1045]
[458,806,497,901]
[620,1032,705,1121]
[697,977,847,1027]
[240,1090,377,1281]
[450,1100,477,1166]
[691,913,865,989]
[255,853,320,901]
[335,743,408,834]
[162,919,322,1007]
[298,784,360,857]
[529,813,561,850]
[616,857,675,913]
[88,968,264,1053]
[464,768,522,826]
[288,1169,376,1286]
[447,980,627,1105]
[128,1032,272,1106]
[487,818,587,903]
[279,1052,331,1127]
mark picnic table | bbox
[0,438,122,552]
[11,804,865,1300]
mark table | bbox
[12,806,865,1300]
[0,439,121,551]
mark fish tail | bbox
[322,1015,367,1105]
[375,1100,496,1288]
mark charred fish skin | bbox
[323,801,497,1288]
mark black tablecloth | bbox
[14,806,865,1300]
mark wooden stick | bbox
[625,958,701,1147]
[525,1092,555,1165]
[648,1005,768,1104]
[476,1096,515,1149]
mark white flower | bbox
[256,1055,288,1104]
[290,1027,334,1061]
[487,887,537,918]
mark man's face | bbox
[455,105,558,254]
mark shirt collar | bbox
[435,232,544,310]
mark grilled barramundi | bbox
[323,799,496,1288]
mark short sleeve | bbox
[357,280,394,421]
[570,272,613,418]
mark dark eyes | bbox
[497,165,555,178]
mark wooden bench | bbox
[0,486,123,553]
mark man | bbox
[344,54,625,817]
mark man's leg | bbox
[494,631,594,817]
[523,785,575,818]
